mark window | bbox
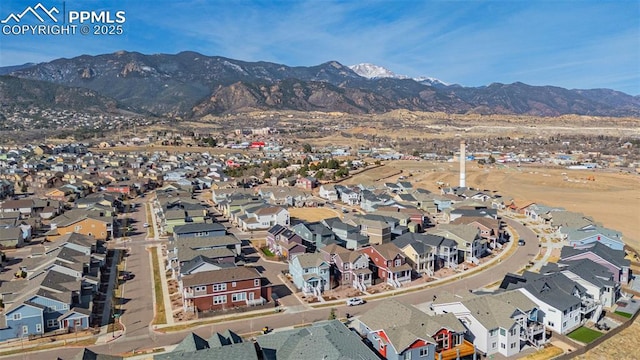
[563,321,567,328]
[22,326,28,335]
[12,313,21,320]
[510,328,517,336]
[254,279,260,287]
[194,286,206,292]
[35,324,42,333]
[510,343,517,349]
[492,342,497,349]
[404,351,412,360]
[75,225,82,231]
[213,283,227,292]
[232,281,237,288]
[489,329,498,336]
[575,316,578,321]
[501,343,506,349]
[419,348,429,357]
[395,259,401,266]
[500,328,506,336]
[345,273,350,281]
[213,295,227,304]
[232,292,247,302]
[47,319,57,327]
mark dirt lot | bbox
[288,207,343,222]
[360,161,640,249]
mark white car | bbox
[346,297,365,306]
[143,223,150,228]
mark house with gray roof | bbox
[288,253,329,299]
[546,259,620,308]
[358,299,472,360]
[500,271,595,334]
[432,290,546,357]
[155,330,257,360]
[560,224,624,251]
[428,224,486,265]
[559,242,630,284]
[257,320,379,360]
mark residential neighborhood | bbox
[0,137,637,360]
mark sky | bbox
[1,0,639,95]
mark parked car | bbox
[518,239,526,246]
[121,272,135,281]
[143,223,150,228]
[346,297,365,306]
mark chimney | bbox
[459,140,466,188]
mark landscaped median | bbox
[150,247,167,325]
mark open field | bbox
[289,207,342,222]
[348,161,640,249]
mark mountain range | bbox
[1,50,639,118]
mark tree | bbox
[328,308,337,320]
[302,143,312,153]
[315,170,325,180]
[412,150,420,157]
[487,155,496,164]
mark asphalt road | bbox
[2,215,540,360]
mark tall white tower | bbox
[459,140,466,188]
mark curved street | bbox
[3,216,540,360]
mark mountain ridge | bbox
[3,51,639,118]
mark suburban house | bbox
[295,176,317,190]
[320,243,372,292]
[335,185,360,205]
[237,206,290,231]
[544,259,620,308]
[155,330,257,360]
[358,299,473,360]
[45,209,113,241]
[431,291,546,357]
[500,271,597,334]
[172,222,227,240]
[257,320,379,360]
[560,224,624,251]
[559,242,630,284]
[392,233,437,276]
[319,185,338,201]
[359,242,412,288]
[0,226,25,248]
[322,217,369,250]
[266,225,306,260]
[288,253,330,298]
[180,267,270,312]
[428,224,486,265]
[291,221,335,253]
[451,216,507,249]
[170,235,242,276]
[350,216,391,245]
[521,203,564,223]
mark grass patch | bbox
[158,308,277,332]
[0,338,96,357]
[261,247,275,257]
[567,326,603,343]
[146,203,156,238]
[615,311,633,318]
[151,247,167,325]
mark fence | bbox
[552,309,640,359]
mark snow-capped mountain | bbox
[348,63,405,79]
[349,63,448,87]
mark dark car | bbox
[518,239,526,246]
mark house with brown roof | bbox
[358,299,472,360]
[320,243,372,292]
[180,267,270,312]
[45,209,113,241]
[359,242,411,288]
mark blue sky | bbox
[1,0,639,94]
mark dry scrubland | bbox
[574,320,640,360]
[348,161,640,249]
[288,207,343,222]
